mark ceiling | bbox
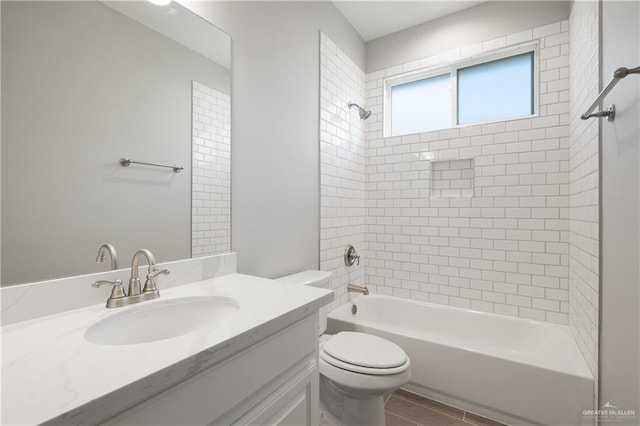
[332,1,487,42]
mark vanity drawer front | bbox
[104,314,318,426]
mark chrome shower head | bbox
[348,102,372,120]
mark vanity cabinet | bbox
[103,314,319,426]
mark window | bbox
[457,52,534,125]
[385,47,536,137]
[390,73,451,136]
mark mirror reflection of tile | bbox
[192,81,231,257]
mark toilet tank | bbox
[275,270,333,335]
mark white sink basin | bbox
[84,296,239,345]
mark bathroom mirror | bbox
[1,1,231,286]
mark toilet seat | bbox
[320,332,410,376]
[320,350,410,375]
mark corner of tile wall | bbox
[568,1,600,380]
[319,32,367,312]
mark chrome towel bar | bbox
[119,158,183,173]
[581,66,640,122]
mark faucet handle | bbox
[92,279,130,308]
[147,268,170,279]
[344,245,360,266]
[142,268,169,297]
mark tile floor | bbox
[384,389,507,426]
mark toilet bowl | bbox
[276,271,411,426]
[319,331,411,426]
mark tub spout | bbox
[347,283,369,295]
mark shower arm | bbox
[347,102,371,120]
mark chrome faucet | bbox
[128,249,169,303]
[347,283,369,295]
[92,248,169,308]
[96,243,118,270]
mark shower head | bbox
[348,102,372,120]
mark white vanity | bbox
[1,254,333,425]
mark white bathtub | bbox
[326,294,594,426]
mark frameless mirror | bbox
[1,1,231,286]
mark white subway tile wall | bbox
[568,1,599,377]
[364,21,571,324]
[191,81,231,257]
[319,32,367,311]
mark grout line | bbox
[390,394,470,425]
[384,409,421,426]
[393,392,465,421]
[391,392,506,426]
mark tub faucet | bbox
[128,249,170,303]
[347,283,369,295]
[96,243,118,270]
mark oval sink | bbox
[85,296,239,345]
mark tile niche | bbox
[430,158,475,198]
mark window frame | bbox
[383,43,539,138]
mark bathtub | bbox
[326,294,594,426]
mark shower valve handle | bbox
[344,245,360,266]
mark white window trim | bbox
[383,42,540,138]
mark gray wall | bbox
[1,1,229,284]
[183,1,365,278]
[600,0,640,418]
[0,1,3,283]
[366,1,570,72]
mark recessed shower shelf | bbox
[430,158,475,199]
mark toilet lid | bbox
[320,350,410,376]
[321,332,407,369]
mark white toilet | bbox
[276,271,411,426]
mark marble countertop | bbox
[1,273,333,425]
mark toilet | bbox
[276,271,411,426]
